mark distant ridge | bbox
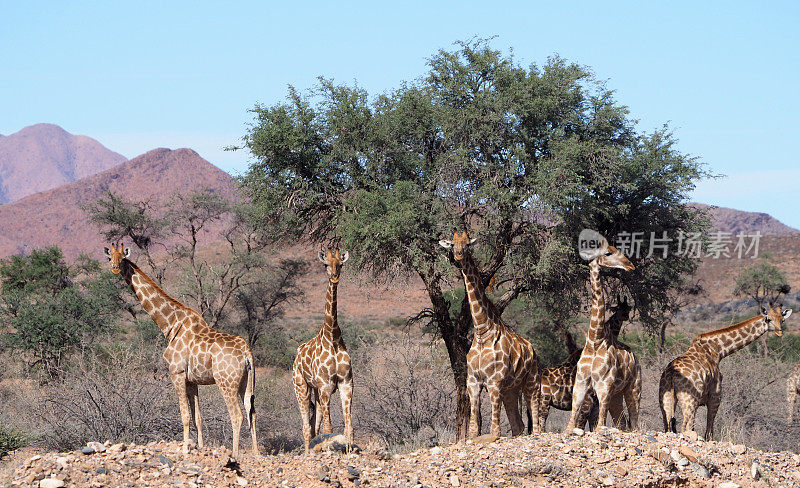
[0,123,126,203]
[690,202,799,236]
[0,148,237,259]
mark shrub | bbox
[0,424,25,458]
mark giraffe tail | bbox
[659,366,676,433]
[243,356,257,447]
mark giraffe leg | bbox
[677,391,698,435]
[313,389,321,438]
[502,389,524,436]
[584,392,599,432]
[567,369,591,430]
[593,382,612,429]
[239,362,258,455]
[293,375,314,453]
[186,382,203,449]
[487,383,503,438]
[787,380,797,423]
[608,394,626,430]
[220,384,244,458]
[538,393,551,433]
[467,375,482,438]
[339,376,354,445]
[704,375,722,441]
[526,370,541,434]
[659,372,677,433]
[624,369,642,431]
[170,373,194,454]
[318,384,334,435]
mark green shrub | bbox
[0,424,25,458]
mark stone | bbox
[750,461,760,480]
[310,433,360,453]
[731,444,747,455]
[645,435,658,443]
[157,454,173,467]
[236,476,248,486]
[677,457,689,467]
[86,441,106,453]
[54,457,69,470]
[449,473,460,487]
[346,466,360,480]
[679,446,698,462]
[39,479,65,488]
[691,463,711,479]
[429,446,442,455]
[96,467,108,474]
[109,443,127,453]
[474,434,498,444]
[80,446,95,455]
[685,431,698,442]
[571,428,585,436]
[718,483,740,488]
[669,449,681,462]
[601,476,615,486]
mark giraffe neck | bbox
[459,251,498,338]
[320,278,341,342]
[606,310,627,337]
[120,259,190,341]
[586,260,606,346]
[700,316,770,360]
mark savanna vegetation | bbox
[1,39,799,458]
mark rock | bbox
[54,457,69,469]
[80,446,95,455]
[109,443,126,453]
[731,444,747,455]
[677,457,689,467]
[645,435,658,443]
[449,473,460,487]
[691,463,711,479]
[685,431,698,442]
[601,476,615,486]
[86,441,106,453]
[669,449,681,462]
[157,454,173,467]
[571,428,585,436]
[474,434,498,444]
[28,455,42,463]
[679,446,698,462]
[310,433,361,453]
[750,461,760,480]
[95,467,108,474]
[236,476,248,486]
[718,483,740,488]
[346,466,360,480]
[39,479,65,488]
[429,446,442,455]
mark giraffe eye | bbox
[765,317,772,323]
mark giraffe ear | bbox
[340,251,349,263]
[103,247,111,257]
[783,309,793,320]
[439,240,453,249]
[761,306,769,317]
[123,247,131,258]
[318,251,326,263]
[468,237,477,245]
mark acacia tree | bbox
[238,39,709,439]
[733,260,791,306]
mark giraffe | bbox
[660,304,792,439]
[439,231,541,438]
[787,362,800,423]
[104,243,257,457]
[293,248,353,453]
[567,237,640,431]
[539,296,631,431]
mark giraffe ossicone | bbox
[294,247,354,453]
[440,230,541,438]
[105,242,258,457]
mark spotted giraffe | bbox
[567,237,640,431]
[104,243,257,457]
[293,248,353,453]
[660,304,792,439]
[440,231,540,438]
[539,297,631,431]
[787,362,800,423]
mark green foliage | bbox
[733,261,791,305]
[256,328,296,370]
[620,331,691,359]
[0,247,123,377]
[0,424,25,458]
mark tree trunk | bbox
[440,309,472,441]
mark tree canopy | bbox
[238,39,710,438]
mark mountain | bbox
[691,202,799,235]
[0,123,126,204]
[0,148,237,259]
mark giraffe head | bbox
[439,230,476,262]
[761,303,793,337]
[103,242,131,274]
[318,248,349,284]
[593,238,635,271]
[608,295,632,320]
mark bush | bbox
[0,424,25,458]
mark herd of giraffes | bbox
[103,230,794,458]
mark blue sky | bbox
[2,1,798,227]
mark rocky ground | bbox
[2,428,800,488]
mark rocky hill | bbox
[0,124,126,204]
[3,429,798,487]
[691,203,799,236]
[0,147,236,259]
